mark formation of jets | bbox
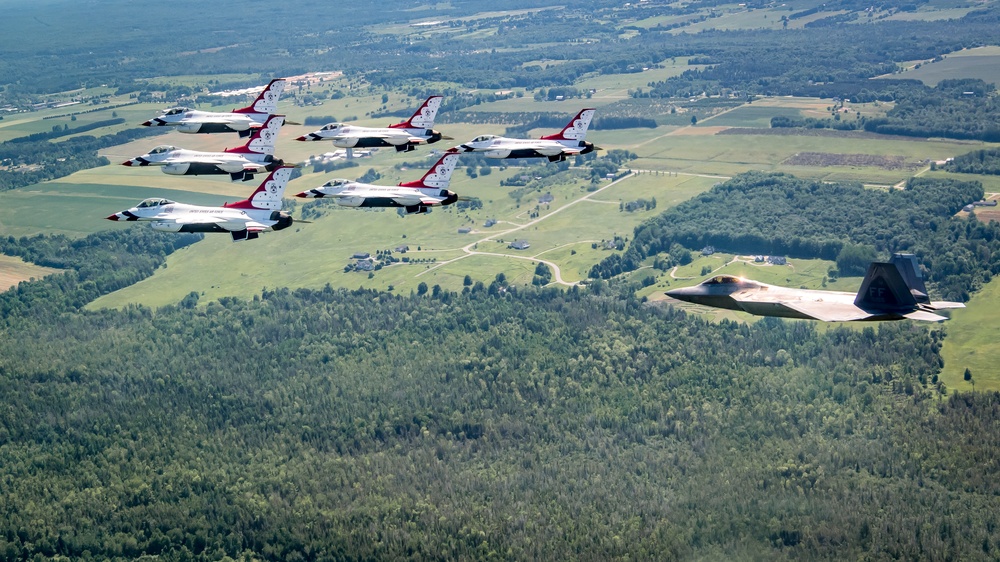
[296,152,462,214]
[665,254,964,322]
[109,78,964,322]
[115,79,604,243]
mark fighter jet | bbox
[106,166,297,242]
[295,95,449,153]
[141,78,286,137]
[449,108,598,162]
[295,152,461,215]
[122,115,286,182]
[664,253,964,322]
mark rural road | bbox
[417,172,638,286]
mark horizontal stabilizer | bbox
[903,310,949,322]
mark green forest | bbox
[2,228,1000,560]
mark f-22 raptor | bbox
[665,253,964,322]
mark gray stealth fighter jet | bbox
[665,253,964,322]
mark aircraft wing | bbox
[738,290,873,322]
[174,215,262,232]
[904,310,950,322]
[928,301,965,310]
[777,300,875,322]
[533,146,565,157]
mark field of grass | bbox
[940,274,1000,392]
[701,106,804,128]
[895,46,1000,87]
[0,254,61,290]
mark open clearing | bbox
[0,254,61,291]
[941,273,1000,392]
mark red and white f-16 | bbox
[141,78,286,137]
[106,167,297,242]
[295,95,449,153]
[450,108,598,162]
[122,115,286,182]
[296,152,461,215]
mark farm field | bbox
[897,46,1000,86]
[0,254,61,290]
[940,273,1000,392]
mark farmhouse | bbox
[509,240,530,250]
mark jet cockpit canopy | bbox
[137,198,174,208]
[322,179,350,188]
[164,107,191,116]
[148,146,177,154]
[702,275,747,285]
[321,123,345,131]
[471,135,498,143]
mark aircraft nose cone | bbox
[665,286,701,302]
[105,213,121,221]
[121,160,133,166]
[141,121,152,127]
[295,135,308,141]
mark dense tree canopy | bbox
[0,231,999,560]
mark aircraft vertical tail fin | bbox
[889,253,930,303]
[224,166,294,211]
[854,258,920,311]
[390,95,443,130]
[225,115,284,156]
[233,78,286,115]
[541,108,596,141]
[397,153,460,189]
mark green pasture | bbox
[144,74,260,88]
[924,170,1000,195]
[575,60,705,96]
[587,172,719,209]
[704,106,804,128]
[634,129,986,183]
[883,6,980,22]
[940,274,1000,392]
[896,46,1000,87]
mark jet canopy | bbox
[322,179,351,188]
[136,198,174,208]
[703,275,747,285]
[164,107,191,116]
[320,123,345,131]
[471,135,498,143]
[148,145,178,154]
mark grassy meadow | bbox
[940,274,1000,392]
